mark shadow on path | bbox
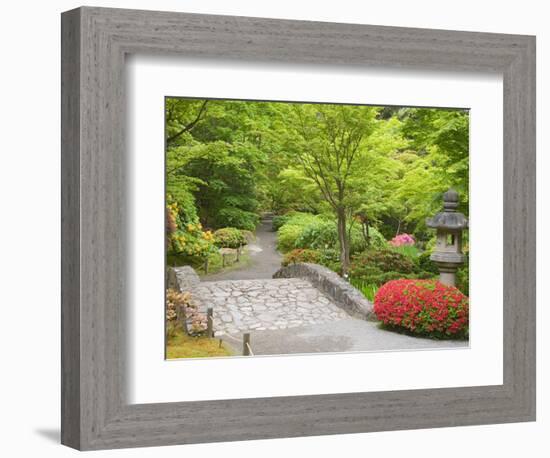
[223,319,468,356]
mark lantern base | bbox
[432,261,464,287]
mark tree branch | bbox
[166,100,209,145]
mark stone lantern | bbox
[426,189,468,287]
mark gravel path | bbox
[202,218,282,281]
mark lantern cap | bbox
[426,189,468,230]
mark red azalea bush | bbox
[374,279,469,339]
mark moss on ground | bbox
[166,329,234,359]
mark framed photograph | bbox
[61,6,535,450]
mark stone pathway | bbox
[226,319,468,355]
[192,278,350,336]
[201,218,282,281]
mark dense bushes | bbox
[295,220,386,253]
[213,227,247,249]
[216,207,259,232]
[272,214,292,231]
[282,248,321,266]
[414,251,439,275]
[350,249,413,285]
[373,279,469,339]
[274,212,316,251]
[166,288,206,337]
[457,260,469,296]
[274,211,469,313]
[276,212,385,254]
[277,224,306,252]
[351,249,416,275]
[348,248,435,290]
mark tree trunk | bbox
[360,216,371,248]
[337,207,350,275]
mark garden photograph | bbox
[165,97,470,359]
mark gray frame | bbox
[61,6,536,451]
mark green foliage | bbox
[349,278,378,302]
[351,249,416,277]
[169,221,216,260]
[275,212,322,252]
[276,211,386,256]
[389,244,420,259]
[216,207,259,231]
[213,227,247,249]
[317,248,342,272]
[166,329,234,359]
[282,248,321,266]
[349,248,436,288]
[165,98,469,296]
[282,212,322,227]
[294,220,385,254]
[414,251,439,275]
[393,108,470,233]
[277,224,306,253]
[361,226,387,250]
[272,214,291,231]
[457,256,469,296]
[166,197,216,264]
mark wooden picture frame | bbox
[61,6,536,450]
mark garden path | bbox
[192,278,349,335]
[190,277,468,354]
[202,217,282,281]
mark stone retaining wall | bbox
[273,263,375,321]
[166,265,200,292]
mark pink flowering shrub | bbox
[374,279,469,339]
[389,233,415,247]
[166,288,207,336]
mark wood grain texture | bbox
[61,6,536,450]
[60,8,81,449]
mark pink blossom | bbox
[389,233,415,247]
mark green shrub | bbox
[350,249,416,278]
[414,251,438,274]
[363,226,387,250]
[294,220,339,250]
[318,248,342,272]
[276,211,387,255]
[457,260,469,296]
[349,278,378,302]
[276,212,321,251]
[216,207,259,231]
[294,220,386,254]
[213,227,247,249]
[390,244,420,259]
[282,248,321,266]
[272,214,291,231]
[348,248,437,287]
[277,224,305,252]
[284,212,321,227]
[240,230,255,243]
